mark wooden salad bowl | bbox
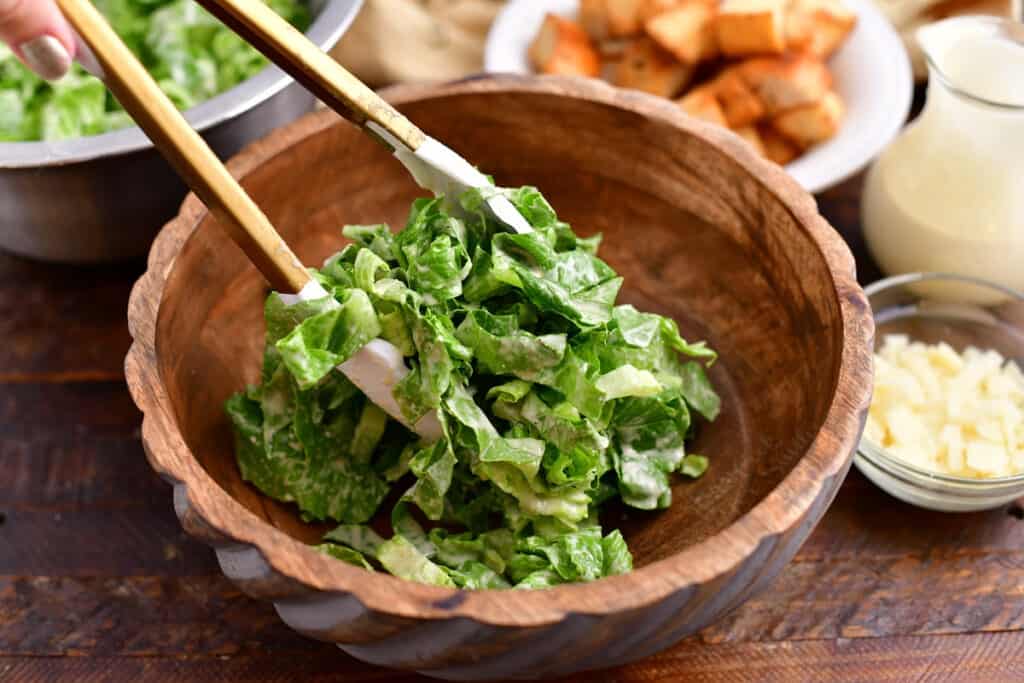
[126,75,873,680]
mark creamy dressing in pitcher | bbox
[862,18,1024,292]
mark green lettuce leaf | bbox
[0,0,308,141]
[516,528,604,582]
[392,503,436,558]
[679,453,709,478]
[404,438,457,521]
[596,364,663,400]
[377,535,455,587]
[227,184,719,590]
[276,289,382,389]
[455,309,566,378]
[323,524,386,557]
[601,529,632,576]
[514,569,564,589]
[315,543,374,570]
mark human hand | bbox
[0,0,76,79]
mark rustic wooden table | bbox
[2,171,1023,682]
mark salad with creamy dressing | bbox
[0,0,307,142]
[226,186,720,589]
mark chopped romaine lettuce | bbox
[0,0,308,142]
[227,186,720,589]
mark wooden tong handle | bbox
[195,0,426,152]
[57,0,312,294]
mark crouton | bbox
[715,0,787,56]
[607,0,648,36]
[678,87,728,126]
[529,14,602,77]
[644,2,719,63]
[598,37,633,59]
[785,0,856,58]
[581,0,648,39]
[758,124,800,164]
[615,38,695,97]
[600,58,621,82]
[737,54,832,113]
[580,0,611,39]
[640,0,683,21]
[772,91,844,147]
[711,68,766,127]
[733,125,766,155]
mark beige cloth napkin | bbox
[331,0,1018,86]
[331,0,504,87]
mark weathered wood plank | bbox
[0,253,137,380]
[622,632,1024,682]
[0,509,216,575]
[2,632,1023,682]
[0,653,396,683]
[797,471,1024,561]
[1,436,164,507]
[0,382,140,439]
[0,576,305,657]
[702,552,1024,643]
[3,545,1023,658]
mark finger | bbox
[0,0,76,79]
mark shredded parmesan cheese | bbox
[868,334,1024,478]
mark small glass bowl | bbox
[855,272,1024,511]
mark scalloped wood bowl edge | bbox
[125,75,874,680]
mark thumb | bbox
[0,0,77,80]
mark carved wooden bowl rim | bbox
[126,75,874,629]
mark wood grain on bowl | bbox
[125,75,873,679]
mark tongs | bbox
[58,0,534,441]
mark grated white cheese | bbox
[869,335,1024,478]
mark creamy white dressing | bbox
[862,17,1024,295]
[620,449,662,506]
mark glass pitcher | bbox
[862,16,1024,292]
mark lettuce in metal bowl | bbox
[0,0,308,141]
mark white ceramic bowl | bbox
[484,0,913,194]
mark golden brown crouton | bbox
[678,87,729,126]
[581,0,650,39]
[772,91,844,147]
[528,14,602,77]
[600,57,622,82]
[607,0,648,36]
[785,0,857,58]
[711,68,766,127]
[639,0,684,21]
[733,125,766,155]
[715,0,787,57]
[580,0,611,39]
[644,2,720,63]
[737,54,832,113]
[615,37,695,96]
[758,124,801,164]
[598,37,633,59]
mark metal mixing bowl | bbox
[0,0,363,263]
